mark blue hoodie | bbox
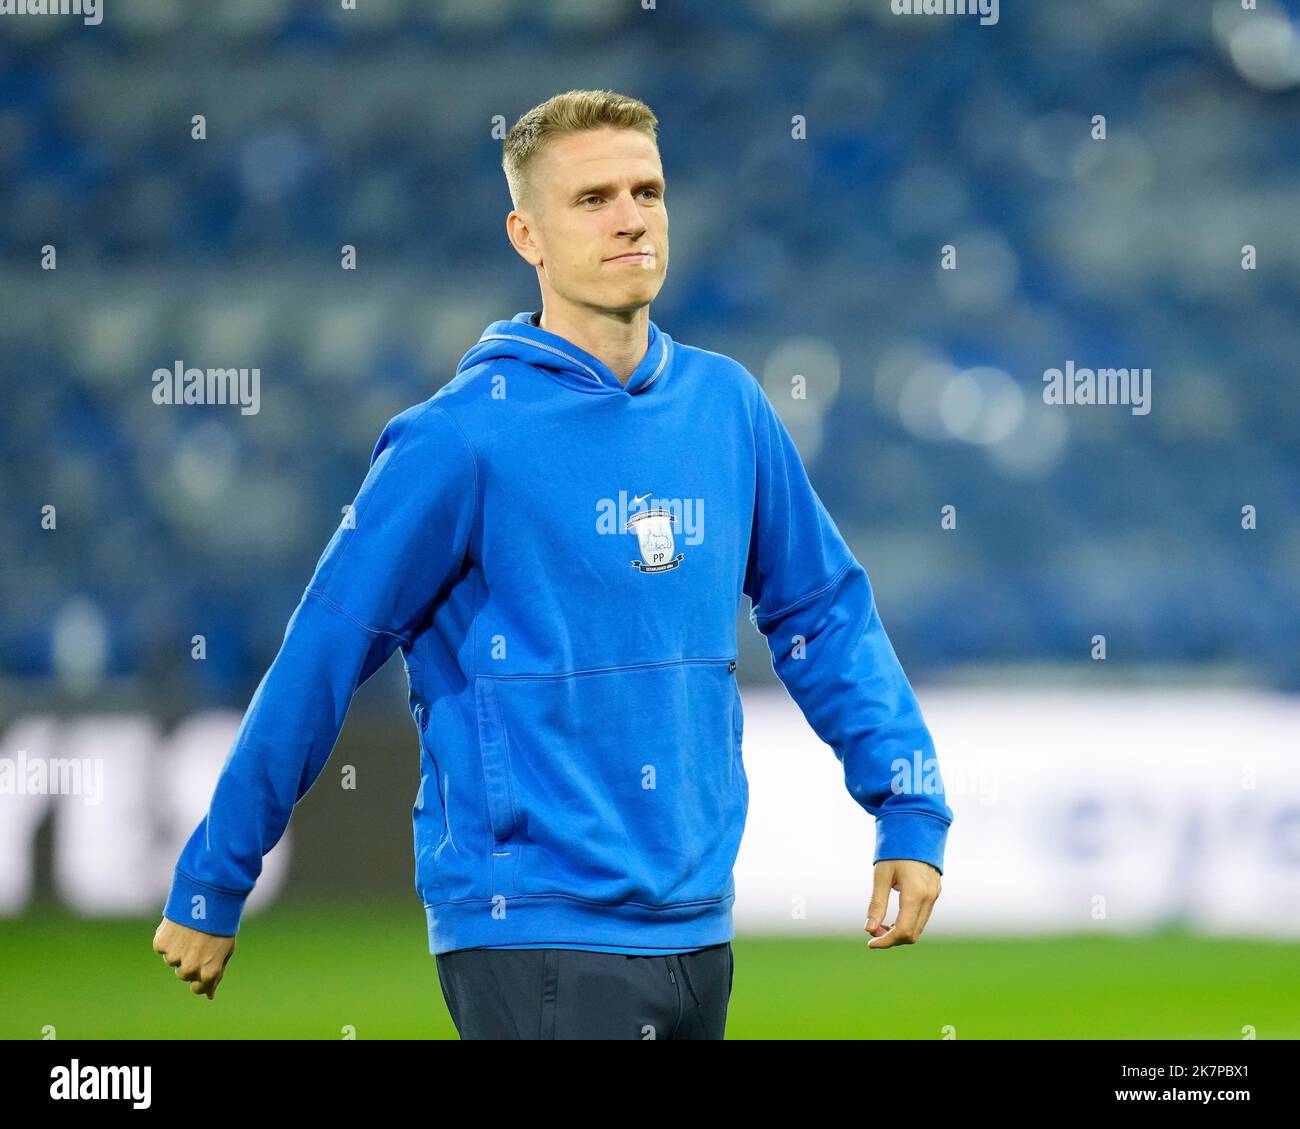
[163,310,954,956]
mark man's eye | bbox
[581,191,659,205]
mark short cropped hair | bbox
[502,89,659,213]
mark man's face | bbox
[511,126,669,315]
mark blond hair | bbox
[502,89,659,213]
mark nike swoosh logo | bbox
[631,492,650,505]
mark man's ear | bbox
[507,211,543,267]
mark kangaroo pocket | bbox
[474,657,747,907]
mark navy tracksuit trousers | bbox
[435,941,733,1040]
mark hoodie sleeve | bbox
[163,401,478,935]
[743,383,953,874]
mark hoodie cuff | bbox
[872,812,949,876]
[163,869,248,936]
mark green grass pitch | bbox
[3,905,1297,1039]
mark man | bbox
[153,89,953,1040]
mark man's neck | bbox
[537,304,649,384]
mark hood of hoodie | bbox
[456,310,675,396]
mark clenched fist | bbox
[153,917,236,1000]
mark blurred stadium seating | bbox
[3,0,1298,707]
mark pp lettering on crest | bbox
[626,508,683,573]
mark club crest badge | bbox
[626,507,684,573]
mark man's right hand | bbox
[153,917,236,1000]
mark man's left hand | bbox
[864,859,941,949]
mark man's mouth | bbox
[604,249,656,265]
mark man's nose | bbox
[612,190,647,237]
